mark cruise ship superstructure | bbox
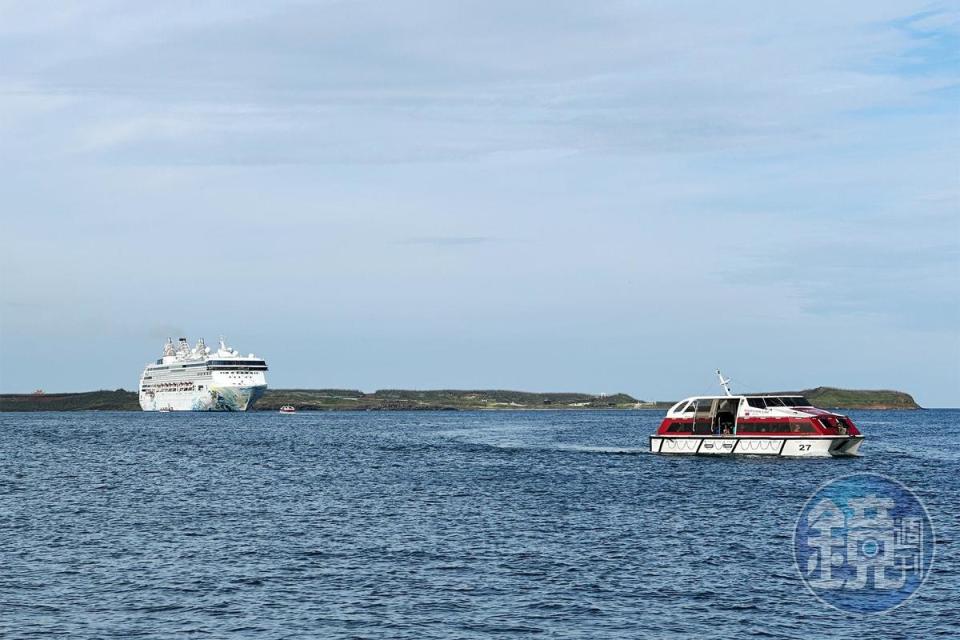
[139,337,267,411]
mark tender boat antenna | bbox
[716,369,733,397]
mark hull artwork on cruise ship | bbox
[203,385,266,411]
[140,385,267,412]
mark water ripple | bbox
[0,410,957,639]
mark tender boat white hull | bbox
[650,435,863,457]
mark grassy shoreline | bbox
[0,387,921,412]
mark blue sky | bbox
[1,1,958,406]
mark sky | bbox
[0,1,958,406]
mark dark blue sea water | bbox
[1,410,957,639]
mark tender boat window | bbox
[763,397,785,407]
[717,398,738,412]
[789,420,817,433]
[695,399,714,412]
[746,397,766,409]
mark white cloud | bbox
[0,1,957,402]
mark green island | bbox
[0,387,921,411]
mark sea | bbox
[1,409,957,639]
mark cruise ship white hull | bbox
[141,384,267,412]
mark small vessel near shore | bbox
[650,371,864,457]
[279,405,296,414]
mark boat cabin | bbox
[657,395,860,437]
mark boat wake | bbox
[553,444,648,455]
[440,434,647,455]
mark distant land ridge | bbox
[787,386,919,410]
[0,387,921,411]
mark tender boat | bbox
[279,405,296,414]
[650,371,864,457]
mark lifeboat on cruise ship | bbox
[649,371,864,457]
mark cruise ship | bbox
[138,337,268,411]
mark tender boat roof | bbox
[676,394,807,400]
